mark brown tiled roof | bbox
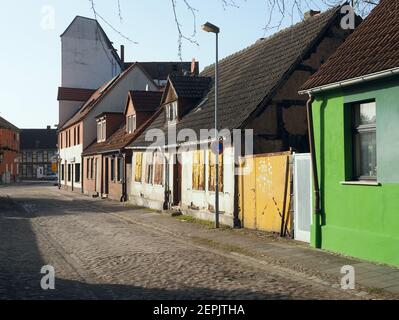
[168,75,212,100]
[130,7,342,148]
[0,116,19,132]
[301,0,399,91]
[57,87,96,102]
[60,63,159,131]
[129,90,163,112]
[83,107,163,155]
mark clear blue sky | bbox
[0,0,329,129]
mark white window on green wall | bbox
[353,101,377,180]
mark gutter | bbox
[299,67,399,95]
[126,136,227,151]
[83,148,121,157]
[306,94,321,215]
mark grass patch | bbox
[176,215,231,230]
[365,287,387,295]
[190,236,257,257]
[122,203,158,213]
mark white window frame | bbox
[127,115,137,134]
[97,118,106,142]
[353,101,377,181]
[132,115,136,132]
[166,101,178,123]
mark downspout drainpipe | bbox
[58,159,61,190]
[120,152,127,203]
[306,94,321,215]
[161,146,170,210]
[81,155,84,194]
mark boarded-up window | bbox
[154,152,164,185]
[145,152,154,184]
[135,152,143,182]
[208,150,223,192]
[192,149,205,190]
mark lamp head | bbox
[202,22,220,34]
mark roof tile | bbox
[131,7,341,147]
[302,0,399,90]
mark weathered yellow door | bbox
[238,157,256,229]
[239,152,292,234]
[255,155,291,233]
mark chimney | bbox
[120,45,125,68]
[191,58,197,76]
[47,125,51,130]
[304,10,321,20]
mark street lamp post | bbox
[202,22,220,229]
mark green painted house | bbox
[300,0,399,266]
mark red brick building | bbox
[0,116,20,184]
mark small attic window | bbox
[165,101,178,124]
[97,118,106,142]
[127,115,136,134]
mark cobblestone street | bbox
[0,182,370,300]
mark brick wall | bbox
[82,154,102,196]
[0,128,20,182]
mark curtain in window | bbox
[192,149,205,190]
[135,152,143,182]
[208,150,223,192]
[145,152,154,184]
[153,152,164,185]
[353,102,377,180]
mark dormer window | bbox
[127,115,136,134]
[97,117,106,142]
[166,101,178,123]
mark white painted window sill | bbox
[340,181,381,186]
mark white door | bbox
[37,167,44,179]
[293,153,313,243]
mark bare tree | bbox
[89,0,379,59]
[262,0,378,31]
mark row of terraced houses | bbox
[58,1,399,267]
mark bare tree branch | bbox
[88,0,379,60]
[117,0,123,23]
[89,0,137,44]
[171,0,199,60]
